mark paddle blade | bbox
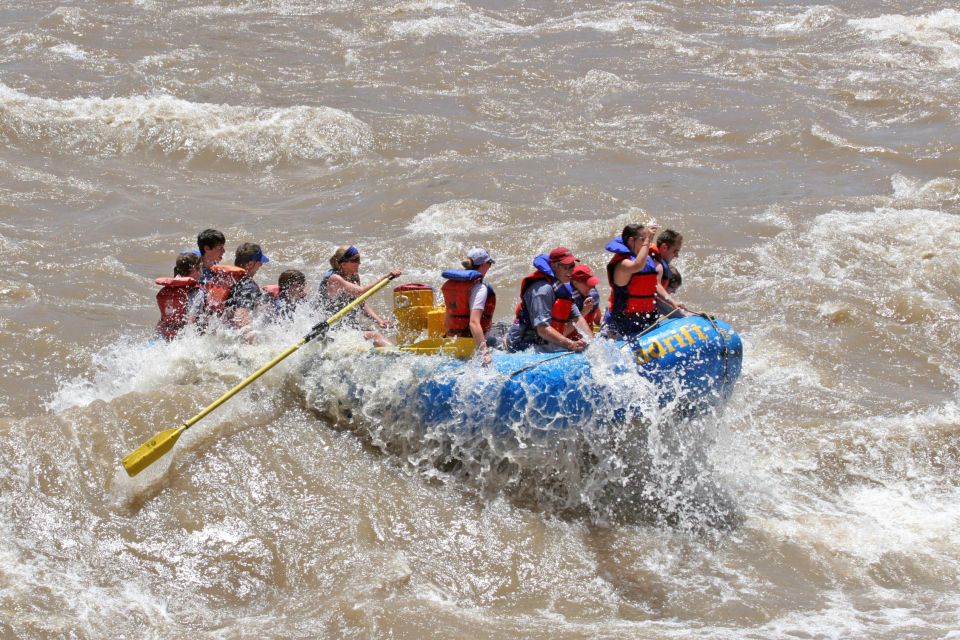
[122,425,186,477]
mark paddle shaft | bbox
[181,274,395,432]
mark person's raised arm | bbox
[613,227,656,286]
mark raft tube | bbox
[410,315,742,435]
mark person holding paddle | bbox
[318,245,401,347]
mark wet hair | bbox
[174,252,201,277]
[329,245,360,283]
[667,268,682,293]
[197,229,226,254]
[621,224,646,243]
[234,242,262,267]
[278,269,306,292]
[656,229,683,248]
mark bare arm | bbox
[573,315,592,337]
[535,324,586,352]
[363,303,390,328]
[468,308,491,365]
[655,263,688,315]
[327,269,402,299]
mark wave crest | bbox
[0,83,374,165]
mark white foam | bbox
[890,174,960,206]
[388,13,527,38]
[810,123,892,155]
[49,42,87,60]
[773,6,838,33]
[569,69,636,98]
[405,199,510,236]
[850,9,960,69]
[543,9,658,34]
[0,83,373,164]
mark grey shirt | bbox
[506,279,581,352]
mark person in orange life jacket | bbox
[442,247,497,366]
[197,228,226,285]
[601,223,659,338]
[224,242,270,334]
[155,252,203,340]
[569,264,601,331]
[650,228,690,317]
[263,269,307,321]
[318,245,402,347]
[505,247,591,353]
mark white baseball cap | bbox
[466,247,494,267]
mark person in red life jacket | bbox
[569,264,601,333]
[317,245,401,347]
[155,252,203,340]
[441,247,497,365]
[197,228,226,285]
[650,228,689,317]
[224,242,270,336]
[505,247,591,353]
[263,269,307,321]
[194,228,247,322]
[602,223,659,338]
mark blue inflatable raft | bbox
[398,314,742,435]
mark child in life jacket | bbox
[197,228,226,285]
[601,223,658,338]
[441,247,497,365]
[569,264,601,335]
[651,229,689,317]
[263,269,307,320]
[155,252,204,340]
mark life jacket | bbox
[203,265,246,315]
[604,237,658,317]
[648,243,672,288]
[155,276,199,340]
[573,286,601,328]
[515,262,575,335]
[440,269,496,337]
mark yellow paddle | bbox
[122,274,398,477]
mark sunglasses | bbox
[341,256,361,264]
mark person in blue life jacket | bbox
[650,229,690,317]
[317,245,401,347]
[601,223,659,338]
[505,247,592,353]
[441,247,497,365]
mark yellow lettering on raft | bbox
[635,323,710,364]
[662,335,678,352]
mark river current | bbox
[1,1,959,638]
